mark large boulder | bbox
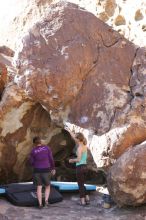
[14,1,146,169]
[0,0,145,49]
[107,141,146,206]
[110,47,146,159]
[69,0,146,47]
[14,1,135,134]
[0,1,145,188]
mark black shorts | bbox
[33,172,51,186]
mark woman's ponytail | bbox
[75,132,87,145]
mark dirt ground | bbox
[1,189,146,220]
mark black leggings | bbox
[76,165,88,198]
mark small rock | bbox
[105,0,116,17]
[0,46,14,57]
[142,25,146,32]
[114,15,126,26]
[98,12,109,22]
[71,196,78,201]
[135,9,144,21]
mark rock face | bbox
[110,47,146,159]
[0,62,7,96]
[0,0,53,50]
[107,142,146,206]
[14,1,136,134]
[0,81,76,182]
[0,0,145,206]
[0,0,145,49]
[13,1,146,171]
[0,46,75,182]
[69,0,146,47]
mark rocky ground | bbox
[1,189,146,220]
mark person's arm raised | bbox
[65,127,77,142]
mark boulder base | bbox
[107,142,146,206]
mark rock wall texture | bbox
[69,0,146,47]
[0,0,145,206]
[0,0,145,49]
[0,81,74,182]
[0,0,53,50]
[0,62,7,96]
[14,1,135,133]
[13,1,145,167]
[107,142,146,206]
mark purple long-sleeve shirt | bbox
[29,145,55,170]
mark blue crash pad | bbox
[51,181,96,192]
[0,181,96,194]
[0,188,6,194]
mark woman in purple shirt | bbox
[30,136,56,209]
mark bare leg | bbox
[45,185,50,204]
[80,197,86,205]
[85,195,90,204]
[37,185,43,206]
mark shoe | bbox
[86,200,90,205]
[77,201,86,207]
[38,205,43,209]
[44,202,50,208]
